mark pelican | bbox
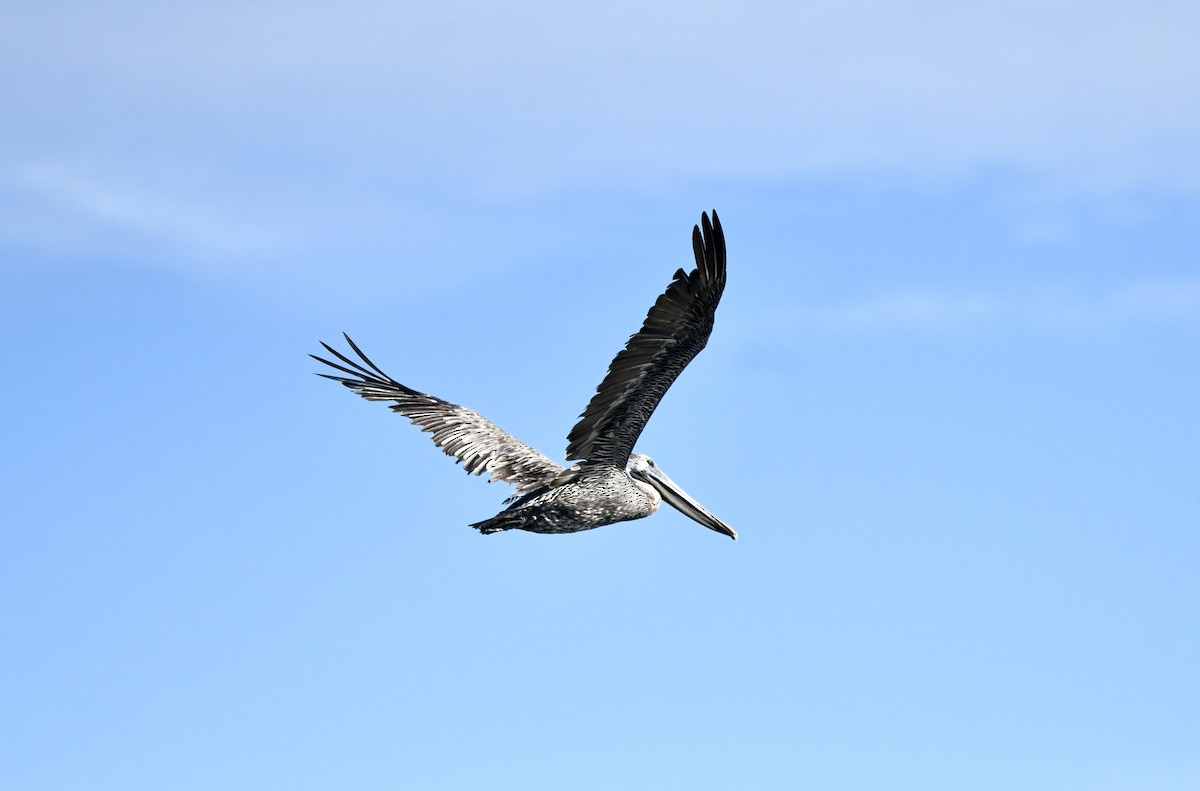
[313,210,736,540]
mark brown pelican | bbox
[313,210,736,540]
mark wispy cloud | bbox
[11,166,284,260]
[0,162,599,309]
[754,280,1200,337]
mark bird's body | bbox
[313,211,737,540]
[470,463,659,535]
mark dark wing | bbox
[313,334,564,499]
[565,210,726,468]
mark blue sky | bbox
[3,2,1198,789]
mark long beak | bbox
[638,465,737,540]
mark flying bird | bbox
[313,210,736,540]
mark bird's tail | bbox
[469,503,577,536]
[469,513,521,535]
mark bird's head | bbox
[626,453,737,540]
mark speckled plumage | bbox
[312,211,737,540]
[470,465,659,535]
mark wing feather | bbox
[313,334,563,498]
[565,210,726,467]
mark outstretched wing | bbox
[565,210,727,468]
[313,334,564,498]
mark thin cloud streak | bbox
[14,165,285,258]
[754,280,1200,337]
